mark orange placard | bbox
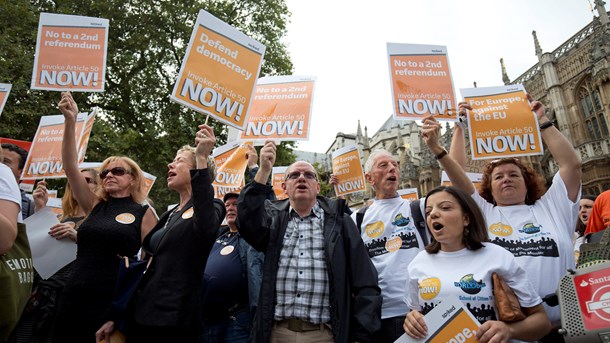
[142,172,157,197]
[398,188,418,201]
[461,85,543,160]
[0,137,35,191]
[21,111,96,180]
[0,83,11,116]
[31,13,109,92]
[212,142,249,199]
[171,10,265,130]
[387,43,456,120]
[427,308,479,343]
[272,166,288,200]
[441,171,484,192]
[332,146,366,197]
[239,76,315,142]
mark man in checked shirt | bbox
[237,141,382,343]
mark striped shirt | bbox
[274,201,330,324]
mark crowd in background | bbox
[1,93,609,343]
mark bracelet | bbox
[539,120,555,131]
[435,149,448,160]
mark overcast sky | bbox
[284,0,604,153]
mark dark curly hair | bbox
[479,158,546,206]
[424,186,489,254]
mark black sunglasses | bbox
[100,167,132,179]
[84,177,96,184]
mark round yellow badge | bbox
[182,208,194,219]
[220,245,235,255]
[115,213,136,224]
[385,236,402,253]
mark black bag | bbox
[111,256,152,332]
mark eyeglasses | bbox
[84,177,96,184]
[100,167,132,179]
[285,171,317,181]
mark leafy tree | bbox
[0,0,295,210]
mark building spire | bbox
[363,126,370,149]
[595,0,609,25]
[533,30,543,57]
[500,58,510,85]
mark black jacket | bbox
[133,169,225,329]
[237,181,382,343]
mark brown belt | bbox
[275,318,330,332]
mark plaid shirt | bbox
[274,201,330,324]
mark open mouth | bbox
[296,184,308,190]
[387,176,397,182]
[167,171,177,179]
[431,222,444,231]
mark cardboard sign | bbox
[331,145,366,197]
[272,166,288,200]
[212,142,249,198]
[395,296,480,343]
[46,197,63,216]
[239,75,315,142]
[0,137,35,191]
[21,111,97,180]
[31,13,109,92]
[398,188,419,201]
[0,83,11,116]
[171,10,265,130]
[387,43,456,121]
[574,266,610,330]
[461,85,543,160]
[441,171,484,191]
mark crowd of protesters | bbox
[1,91,608,343]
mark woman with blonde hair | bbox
[53,92,157,343]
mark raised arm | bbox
[529,95,581,202]
[422,115,475,194]
[449,102,471,170]
[59,92,96,213]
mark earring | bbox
[464,228,470,236]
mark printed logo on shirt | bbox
[491,236,559,257]
[182,207,194,219]
[419,277,441,300]
[391,213,410,227]
[454,274,486,294]
[489,222,512,236]
[518,223,541,234]
[365,221,385,238]
[115,213,136,224]
[385,236,402,252]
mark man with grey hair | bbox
[238,141,381,343]
[353,149,427,343]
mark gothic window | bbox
[578,79,608,140]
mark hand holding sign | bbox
[58,92,79,122]
[33,180,49,212]
[245,143,258,168]
[526,94,547,122]
[421,115,442,151]
[195,124,215,168]
[403,310,428,339]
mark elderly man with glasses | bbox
[237,141,381,343]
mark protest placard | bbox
[461,85,543,160]
[239,75,315,142]
[394,296,480,343]
[31,13,109,92]
[398,188,419,201]
[387,43,456,121]
[332,146,366,197]
[0,83,11,116]
[441,171,483,191]
[171,9,265,130]
[212,142,249,198]
[0,137,35,191]
[272,166,288,200]
[21,110,97,180]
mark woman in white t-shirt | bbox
[0,147,22,254]
[403,186,550,343]
[420,96,581,338]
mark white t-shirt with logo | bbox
[0,163,22,223]
[352,196,425,318]
[405,243,541,325]
[472,172,579,324]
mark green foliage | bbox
[312,161,333,197]
[0,0,294,211]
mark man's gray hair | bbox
[364,150,395,173]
